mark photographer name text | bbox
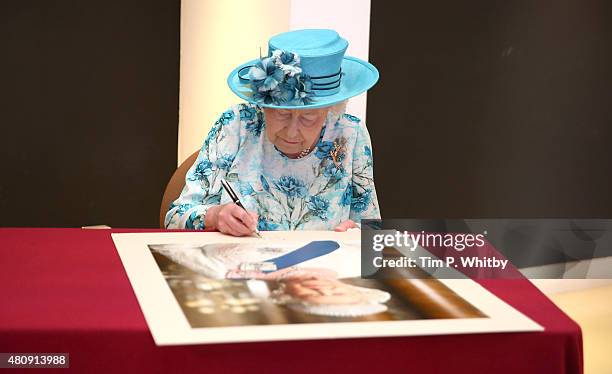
[373,255,508,270]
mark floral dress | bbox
[165,103,380,231]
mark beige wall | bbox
[178,0,290,164]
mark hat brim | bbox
[226,56,379,109]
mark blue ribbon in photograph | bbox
[239,241,340,273]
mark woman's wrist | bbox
[204,204,222,230]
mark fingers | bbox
[217,204,258,236]
[334,221,349,232]
[225,214,253,236]
[334,220,358,232]
[233,206,258,231]
[248,211,259,227]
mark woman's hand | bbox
[334,219,359,232]
[206,203,258,236]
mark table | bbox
[0,228,583,373]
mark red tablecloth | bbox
[0,228,582,373]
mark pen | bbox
[220,179,263,238]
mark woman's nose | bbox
[286,116,300,138]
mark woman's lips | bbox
[282,139,301,145]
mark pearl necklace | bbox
[296,146,311,159]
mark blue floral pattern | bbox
[215,154,235,171]
[315,141,335,159]
[323,163,345,181]
[350,187,371,213]
[274,176,307,198]
[165,103,380,230]
[219,110,235,125]
[188,160,213,181]
[343,113,361,123]
[260,175,270,192]
[306,196,330,221]
[238,182,255,196]
[240,106,264,136]
[340,184,352,206]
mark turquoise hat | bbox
[227,29,379,109]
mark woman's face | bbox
[263,107,328,157]
[283,277,363,304]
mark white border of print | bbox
[112,231,543,346]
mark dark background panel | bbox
[0,0,180,227]
[368,1,612,218]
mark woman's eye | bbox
[300,115,317,126]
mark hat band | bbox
[238,65,253,83]
[311,77,341,96]
[238,66,341,83]
[311,69,342,96]
[313,81,341,90]
[311,72,342,87]
[238,65,342,97]
[310,68,342,80]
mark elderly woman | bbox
[165,29,380,235]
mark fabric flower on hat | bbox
[248,50,313,106]
[249,57,284,104]
[249,57,284,91]
[271,49,302,77]
[276,75,313,106]
[290,75,313,105]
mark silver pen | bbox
[220,179,263,238]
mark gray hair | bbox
[326,100,348,124]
